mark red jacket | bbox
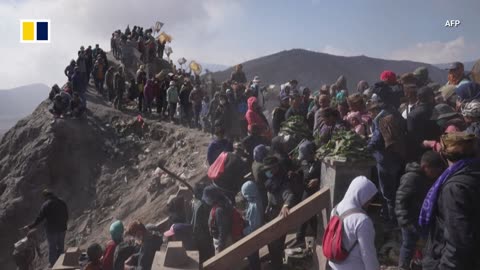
[245,97,271,138]
[101,240,117,270]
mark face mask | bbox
[265,170,273,178]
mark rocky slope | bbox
[0,81,211,269]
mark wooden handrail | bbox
[203,187,331,270]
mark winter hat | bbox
[110,220,124,243]
[380,70,397,84]
[253,144,268,163]
[399,73,418,85]
[298,141,316,161]
[461,100,480,118]
[413,67,429,82]
[431,103,458,120]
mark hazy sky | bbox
[0,0,479,89]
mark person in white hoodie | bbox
[329,176,380,270]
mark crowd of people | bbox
[17,21,480,270]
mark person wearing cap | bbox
[262,156,295,269]
[446,62,470,87]
[272,95,290,136]
[163,223,194,250]
[24,190,68,267]
[367,100,407,225]
[407,86,441,161]
[166,80,179,122]
[380,70,397,86]
[230,64,247,84]
[245,96,271,139]
[124,220,162,270]
[423,103,465,152]
[101,220,124,270]
[421,132,480,270]
[462,100,480,138]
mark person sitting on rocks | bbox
[49,91,71,119]
[70,92,86,119]
[124,221,162,270]
[101,220,124,270]
[13,229,41,270]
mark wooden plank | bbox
[203,187,331,270]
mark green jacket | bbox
[167,86,179,103]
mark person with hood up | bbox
[167,80,179,122]
[203,185,234,253]
[328,176,380,270]
[207,126,234,165]
[395,151,445,270]
[245,96,271,139]
[85,243,103,270]
[461,100,480,138]
[356,80,369,94]
[101,220,124,270]
[241,181,264,270]
[421,132,480,270]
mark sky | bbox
[0,0,479,89]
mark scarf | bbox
[418,158,476,227]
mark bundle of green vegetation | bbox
[315,130,372,162]
[279,116,313,152]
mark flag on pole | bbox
[154,21,164,33]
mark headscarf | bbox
[419,132,478,227]
[455,82,480,102]
[356,80,369,93]
[110,220,124,243]
[461,100,480,118]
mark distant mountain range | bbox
[0,83,49,136]
[201,63,229,73]
[211,49,450,91]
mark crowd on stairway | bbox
[14,22,480,270]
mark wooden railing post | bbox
[202,187,331,270]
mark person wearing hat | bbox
[438,85,457,108]
[242,123,270,165]
[23,190,68,267]
[407,86,441,161]
[421,132,480,270]
[455,82,480,110]
[462,100,480,138]
[124,220,162,270]
[413,67,431,87]
[380,70,397,86]
[262,156,295,269]
[230,64,247,84]
[166,80,179,122]
[163,223,194,250]
[272,95,291,136]
[101,220,124,270]
[446,61,470,87]
[423,103,466,152]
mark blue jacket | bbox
[241,181,264,235]
[207,138,233,165]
